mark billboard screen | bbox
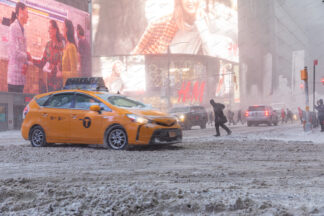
[0,0,91,93]
[93,0,238,62]
[100,56,146,94]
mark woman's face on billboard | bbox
[181,0,199,17]
[113,61,124,75]
[19,7,28,25]
[48,23,56,40]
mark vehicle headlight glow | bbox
[293,114,298,120]
[126,114,149,124]
[179,114,185,122]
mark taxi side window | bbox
[36,95,50,106]
[45,94,74,108]
[74,94,111,112]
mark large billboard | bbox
[0,0,91,93]
[93,0,238,62]
[100,56,146,94]
[92,0,239,109]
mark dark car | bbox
[245,105,279,126]
[169,105,208,130]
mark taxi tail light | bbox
[23,105,29,119]
[264,110,269,116]
[245,111,249,117]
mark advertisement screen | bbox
[100,56,146,94]
[0,0,91,93]
[93,0,238,62]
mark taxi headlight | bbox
[126,114,148,124]
[179,114,185,122]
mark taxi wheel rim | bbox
[32,129,44,146]
[108,129,127,149]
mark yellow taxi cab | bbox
[21,77,182,150]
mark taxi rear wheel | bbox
[104,125,128,150]
[30,126,47,147]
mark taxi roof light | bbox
[63,77,109,92]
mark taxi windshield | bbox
[96,94,146,109]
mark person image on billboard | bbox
[62,19,79,84]
[132,0,234,59]
[77,24,91,77]
[7,2,31,93]
[31,20,64,92]
[104,60,124,94]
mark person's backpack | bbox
[220,115,227,123]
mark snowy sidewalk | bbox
[234,123,324,144]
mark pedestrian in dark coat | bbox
[210,99,231,136]
[237,109,243,124]
[315,99,324,132]
[208,111,214,126]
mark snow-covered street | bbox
[0,123,324,215]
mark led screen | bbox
[93,0,238,62]
[100,56,146,94]
[0,0,91,93]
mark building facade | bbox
[238,0,316,109]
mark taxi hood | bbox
[129,109,167,117]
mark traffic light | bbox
[300,67,308,80]
[321,77,324,85]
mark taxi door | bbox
[69,93,107,144]
[40,93,74,142]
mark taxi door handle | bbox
[41,113,48,117]
[71,114,77,119]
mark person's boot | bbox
[227,130,232,135]
[321,125,324,132]
[214,134,220,137]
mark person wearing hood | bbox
[210,99,231,136]
[315,99,324,132]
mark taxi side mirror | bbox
[90,105,101,114]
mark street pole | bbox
[167,46,171,108]
[313,62,315,112]
[301,66,312,132]
[313,59,318,112]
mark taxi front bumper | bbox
[149,128,182,145]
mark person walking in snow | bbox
[210,99,231,137]
[227,109,235,126]
[281,108,286,124]
[315,99,324,132]
[286,108,293,123]
[208,110,214,126]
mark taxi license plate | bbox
[168,131,177,138]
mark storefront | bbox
[97,54,240,112]
[0,92,34,131]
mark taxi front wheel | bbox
[104,125,128,150]
[30,126,47,147]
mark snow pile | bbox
[0,178,322,216]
